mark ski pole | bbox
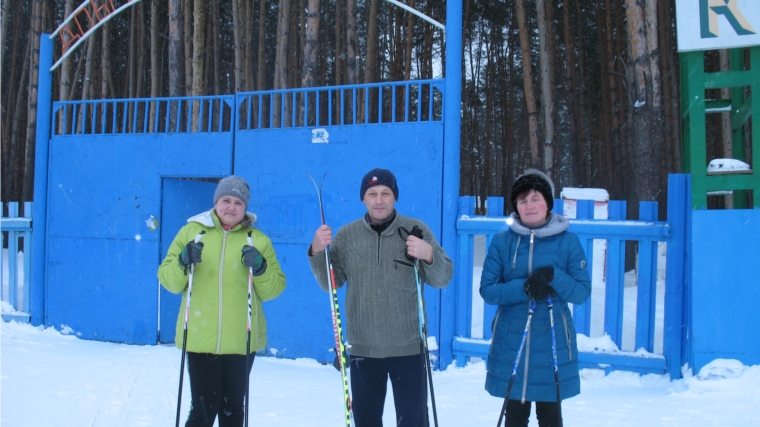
[416,259,439,427]
[399,226,439,427]
[175,231,204,427]
[496,299,536,427]
[547,295,563,427]
[244,231,257,427]
[308,173,353,427]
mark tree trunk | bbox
[169,0,184,131]
[257,0,267,90]
[273,0,291,126]
[78,36,96,134]
[191,0,205,131]
[624,0,665,207]
[184,0,192,93]
[403,0,414,81]
[345,0,358,85]
[232,0,246,92]
[8,43,30,202]
[516,0,540,167]
[150,0,160,131]
[23,0,44,201]
[561,0,580,186]
[536,0,554,177]
[302,0,319,88]
[58,0,75,133]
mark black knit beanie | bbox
[510,169,555,213]
[360,168,399,201]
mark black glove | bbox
[242,245,267,276]
[179,240,204,268]
[523,267,556,301]
[398,225,424,261]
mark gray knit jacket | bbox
[308,212,453,358]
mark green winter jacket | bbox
[158,209,286,355]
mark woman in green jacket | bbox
[158,175,286,427]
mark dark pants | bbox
[505,399,563,427]
[350,352,429,427]
[185,352,255,427]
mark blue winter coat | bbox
[480,212,591,402]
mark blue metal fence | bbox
[448,175,688,379]
[53,95,235,135]
[1,202,32,323]
[236,79,444,130]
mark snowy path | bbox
[3,321,759,426]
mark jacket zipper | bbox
[528,232,535,275]
[561,309,572,360]
[511,236,521,268]
[216,229,228,354]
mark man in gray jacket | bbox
[308,168,453,427]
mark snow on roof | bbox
[560,187,610,202]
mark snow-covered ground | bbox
[3,238,760,426]
[3,320,760,426]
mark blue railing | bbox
[1,202,32,323]
[450,176,688,379]
[53,95,235,135]
[236,79,444,130]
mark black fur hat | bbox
[510,169,555,213]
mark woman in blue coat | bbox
[480,169,591,426]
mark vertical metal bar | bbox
[186,99,192,132]
[304,91,309,127]
[572,200,595,336]
[391,85,396,123]
[328,89,333,125]
[7,203,19,310]
[352,88,357,124]
[428,83,434,120]
[247,95,253,130]
[405,83,410,122]
[316,91,321,126]
[377,85,383,123]
[664,174,687,379]
[605,200,627,349]
[340,88,345,125]
[22,201,33,313]
[417,83,422,121]
[292,91,297,127]
[454,196,476,367]
[165,100,171,132]
[132,100,138,132]
[269,94,274,129]
[62,104,69,135]
[364,87,370,124]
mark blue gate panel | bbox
[159,179,219,344]
[46,236,158,344]
[234,122,445,362]
[690,209,760,372]
[44,133,232,343]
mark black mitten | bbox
[242,245,267,276]
[523,267,556,300]
[179,241,204,268]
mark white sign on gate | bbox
[675,0,760,52]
